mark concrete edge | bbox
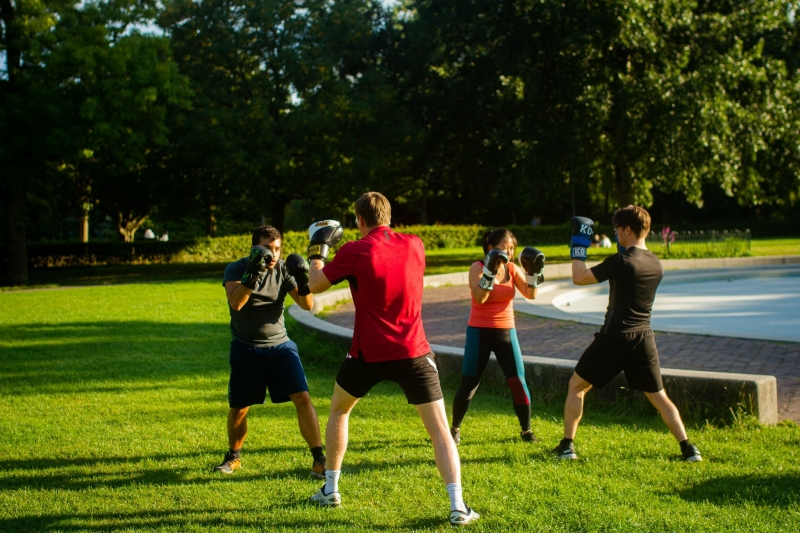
[289,300,780,425]
[542,255,800,280]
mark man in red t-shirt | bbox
[305,192,479,526]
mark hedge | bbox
[8,221,775,269]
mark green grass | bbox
[750,238,800,257]
[1,282,800,531]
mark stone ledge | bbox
[289,264,784,425]
[543,254,800,280]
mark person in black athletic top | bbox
[553,206,702,462]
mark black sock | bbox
[514,404,531,432]
[679,440,691,452]
[229,448,241,459]
[560,438,574,446]
[311,446,325,462]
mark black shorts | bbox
[336,352,443,405]
[574,330,663,393]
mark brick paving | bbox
[322,285,800,422]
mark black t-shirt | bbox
[590,247,663,333]
[223,258,298,347]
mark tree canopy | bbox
[2,0,799,284]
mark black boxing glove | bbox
[285,254,311,296]
[519,246,545,288]
[307,220,344,263]
[478,249,508,291]
[570,216,595,261]
[241,245,272,289]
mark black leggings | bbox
[452,326,531,431]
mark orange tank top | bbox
[468,260,517,329]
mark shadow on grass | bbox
[678,473,800,507]
[0,321,230,390]
[0,444,347,493]
[0,508,444,533]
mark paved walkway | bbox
[322,285,800,422]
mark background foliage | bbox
[2,0,799,284]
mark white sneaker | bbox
[449,506,480,525]
[309,486,341,507]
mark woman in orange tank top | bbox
[450,229,545,445]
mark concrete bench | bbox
[290,273,779,425]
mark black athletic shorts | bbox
[574,330,663,393]
[336,352,443,405]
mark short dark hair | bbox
[354,192,391,227]
[481,228,517,258]
[252,225,281,246]
[612,206,651,238]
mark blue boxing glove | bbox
[570,216,595,261]
[615,233,627,254]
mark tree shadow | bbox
[677,473,800,507]
[0,503,449,532]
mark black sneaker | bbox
[552,440,577,460]
[682,444,702,462]
[311,456,326,479]
[450,427,461,446]
[520,430,538,443]
[214,452,241,474]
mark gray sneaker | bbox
[309,486,341,507]
[552,440,578,460]
[449,506,480,525]
[682,444,702,462]
[450,427,461,446]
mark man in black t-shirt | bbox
[554,206,702,462]
[214,226,326,478]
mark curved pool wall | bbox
[545,266,800,343]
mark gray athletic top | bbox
[223,258,298,347]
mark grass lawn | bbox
[4,238,795,288]
[1,281,800,531]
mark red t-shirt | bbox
[468,261,517,329]
[322,226,431,363]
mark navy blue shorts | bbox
[228,339,309,407]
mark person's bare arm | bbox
[225,281,253,311]
[470,262,493,304]
[572,260,599,286]
[288,287,313,311]
[308,259,333,294]
[514,265,537,299]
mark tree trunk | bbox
[207,204,217,237]
[613,153,634,207]
[79,204,90,243]
[3,186,28,286]
[272,194,286,233]
[115,213,148,242]
[2,0,28,285]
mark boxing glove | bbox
[478,249,508,291]
[285,254,311,296]
[307,220,344,263]
[241,245,272,289]
[519,247,545,288]
[570,216,594,261]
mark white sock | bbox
[446,483,465,512]
[324,469,341,494]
